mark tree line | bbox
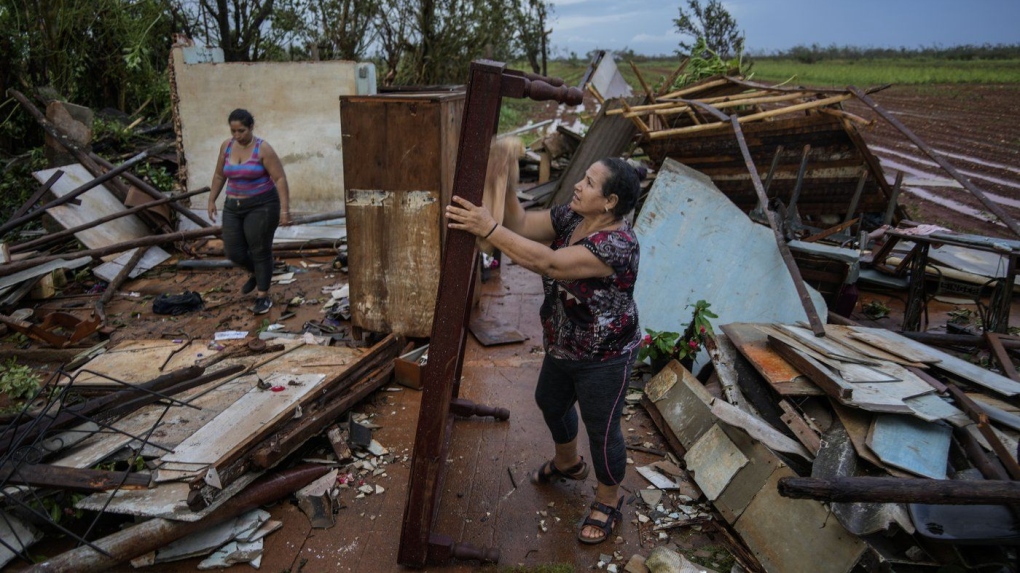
[757,43,1020,64]
[0,0,551,157]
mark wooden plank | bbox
[776,325,879,365]
[766,333,853,401]
[778,401,822,455]
[711,398,814,461]
[823,325,927,368]
[160,373,326,468]
[852,327,1020,397]
[847,327,944,364]
[721,323,822,396]
[547,97,641,206]
[866,414,951,479]
[33,164,151,255]
[986,332,1020,382]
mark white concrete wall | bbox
[172,49,358,218]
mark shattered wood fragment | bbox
[0,464,150,492]
[777,400,821,455]
[25,464,330,573]
[327,425,353,463]
[96,246,150,324]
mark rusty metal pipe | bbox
[27,464,329,573]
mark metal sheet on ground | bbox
[866,414,951,479]
[468,315,527,346]
[76,472,259,521]
[93,246,171,283]
[633,160,828,372]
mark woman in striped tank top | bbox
[207,109,292,315]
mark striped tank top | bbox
[223,138,275,197]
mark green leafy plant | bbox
[639,300,718,367]
[861,299,891,319]
[0,357,42,413]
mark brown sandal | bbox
[530,457,590,484]
[577,496,624,545]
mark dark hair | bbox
[597,157,642,218]
[228,108,254,128]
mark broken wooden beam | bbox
[897,330,1020,350]
[90,153,210,229]
[778,476,1020,505]
[11,187,209,254]
[945,383,1020,480]
[96,246,149,324]
[25,464,329,573]
[9,170,64,221]
[0,464,150,492]
[0,141,172,236]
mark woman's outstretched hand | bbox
[446,195,496,237]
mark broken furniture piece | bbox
[398,60,581,568]
[0,310,101,348]
[866,228,1019,332]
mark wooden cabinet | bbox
[340,91,464,337]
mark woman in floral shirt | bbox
[446,157,641,545]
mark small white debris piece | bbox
[658,532,668,541]
[367,440,389,456]
[358,485,374,495]
[636,512,650,524]
[607,565,619,573]
[375,485,385,495]
[196,539,263,570]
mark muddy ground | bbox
[845,83,1020,239]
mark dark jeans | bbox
[534,350,634,486]
[221,190,280,293]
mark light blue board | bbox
[867,414,951,479]
[633,159,828,344]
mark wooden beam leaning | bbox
[848,86,1020,239]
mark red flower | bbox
[700,326,706,334]
[643,334,652,345]
[688,339,699,350]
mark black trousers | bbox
[221,190,280,292]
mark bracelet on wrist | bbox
[483,222,499,239]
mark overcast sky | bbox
[549,0,1020,57]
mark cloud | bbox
[555,13,636,32]
[631,30,681,43]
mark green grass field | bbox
[532,57,1020,92]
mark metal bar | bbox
[946,383,1020,480]
[849,86,1020,238]
[985,333,1020,382]
[762,145,785,198]
[784,144,812,227]
[729,116,826,335]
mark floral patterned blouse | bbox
[540,204,640,361]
